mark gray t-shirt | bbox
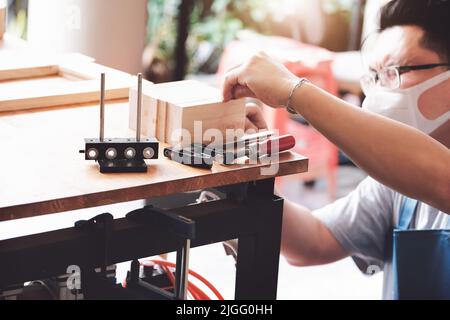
[313,177,450,300]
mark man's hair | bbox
[379,0,450,62]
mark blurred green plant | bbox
[146,0,355,78]
[146,0,280,78]
[323,0,355,13]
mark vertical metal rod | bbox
[99,73,106,142]
[175,239,190,300]
[136,73,143,142]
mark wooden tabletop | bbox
[0,101,308,222]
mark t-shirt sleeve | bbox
[313,177,395,273]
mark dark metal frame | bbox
[0,178,284,300]
[174,0,195,81]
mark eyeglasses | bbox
[360,63,450,94]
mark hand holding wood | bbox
[222,52,299,109]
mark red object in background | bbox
[217,37,339,199]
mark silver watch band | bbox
[286,78,309,115]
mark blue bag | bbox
[393,198,450,300]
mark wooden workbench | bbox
[0,99,308,300]
[0,36,309,300]
[0,100,308,222]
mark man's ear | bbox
[418,77,450,120]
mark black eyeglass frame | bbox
[396,63,450,75]
[362,63,450,92]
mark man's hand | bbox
[222,52,299,109]
[245,102,268,132]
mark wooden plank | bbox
[0,80,131,112]
[0,53,90,82]
[0,61,134,112]
[58,60,131,80]
[0,101,308,221]
[0,65,59,81]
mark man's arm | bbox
[291,82,450,213]
[281,199,348,266]
[223,53,450,213]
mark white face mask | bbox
[362,70,450,135]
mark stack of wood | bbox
[0,56,133,112]
[129,80,246,147]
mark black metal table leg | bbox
[235,179,284,300]
[175,239,190,300]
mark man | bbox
[222,0,450,299]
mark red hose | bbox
[150,259,225,300]
[122,259,225,300]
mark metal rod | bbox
[174,239,190,300]
[136,73,143,142]
[100,73,106,142]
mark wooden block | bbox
[129,80,213,139]
[150,80,220,103]
[129,80,246,145]
[156,100,168,142]
[128,79,158,138]
[172,99,246,146]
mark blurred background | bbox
[4,0,386,79]
[1,0,391,299]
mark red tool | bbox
[246,134,296,158]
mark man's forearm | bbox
[281,199,348,266]
[291,83,450,213]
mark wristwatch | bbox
[286,78,309,115]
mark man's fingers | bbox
[246,102,269,130]
[222,67,242,102]
[233,85,256,100]
[245,118,259,132]
[245,102,260,117]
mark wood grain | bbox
[128,79,158,138]
[0,101,308,222]
[0,65,59,81]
